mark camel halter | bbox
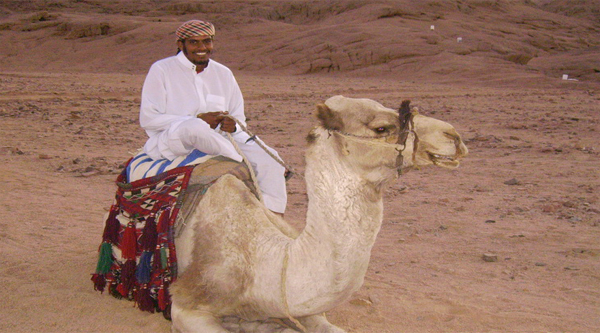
[327,110,419,174]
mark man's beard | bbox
[194,59,210,67]
[182,44,210,67]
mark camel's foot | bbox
[170,301,228,333]
[297,313,347,333]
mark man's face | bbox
[178,36,213,67]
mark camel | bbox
[170,96,468,332]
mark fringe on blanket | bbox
[91,159,194,316]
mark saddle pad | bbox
[126,149,215,183]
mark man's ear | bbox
[316,104,344,131]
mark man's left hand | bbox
[220,115,236,133]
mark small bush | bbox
[56,22,111,38]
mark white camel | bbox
[171,96,468,332]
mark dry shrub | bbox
[0,23,15,31]
[424,35,441,45]
[21,21,62,32]
[377,7,419,19]
[249,1,364,24]
[56,21,111,38]
[505,53,534,65]
[157,2,207,15]
[27,11,56,22]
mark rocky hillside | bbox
[0,0,599,83]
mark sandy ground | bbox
[1,71,599,332]
[1,1,600,332]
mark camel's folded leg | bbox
[171,301,228,333]
[227,319,298,333]
[297,313,347,333]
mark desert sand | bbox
[1,1,599,332]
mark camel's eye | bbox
[373,125,394,134]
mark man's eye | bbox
[375,127,387,133]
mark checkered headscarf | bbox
[175,20,215,41]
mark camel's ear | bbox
[316,103,344,131]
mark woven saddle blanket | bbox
[126,148,214,183]
[91,154,257,315]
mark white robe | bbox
[139,52,287,213]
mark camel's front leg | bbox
[171,301,228,333]
[297,313,346,333]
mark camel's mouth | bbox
[427,151,461,168]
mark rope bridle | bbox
[326,111,419,174]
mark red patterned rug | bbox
[91,159,194,316]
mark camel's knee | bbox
[171,301,228,333]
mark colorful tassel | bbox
[152,246,162,271]
[120,259,136,292]
[157,208,170,233]
[95,242,113,274]
[101,205,121,244]
[135,251,153,284]
[91,273,106,293]
[160,246,168,270]
[158,284,170,311]
[120,221,137,260]
[116,283,128,298]
[108,283,123,300]
[139,214,157,251]
[135,285,155,313]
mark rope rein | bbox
[225,131,264,203]
[223,115,297,179]
[281,243,308,333]
[222,117,306,331]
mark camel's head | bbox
[307,96,467,182]
[308,95,407,184]
[399,105,468,171]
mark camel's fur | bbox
[171,96,467,332]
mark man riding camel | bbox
[139,19,287,214]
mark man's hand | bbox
[197,111,236,133]
[219,114,236,133]
[197,111,225,129]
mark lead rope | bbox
[224,131,264,204]
[222,117,305,332]
[224,115,297,180]
[281,243,307,333]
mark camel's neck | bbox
[286,131,386,314]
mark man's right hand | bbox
[197,111,225,129]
